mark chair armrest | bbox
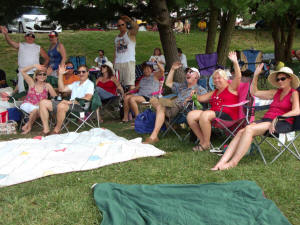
[221,100,249,109]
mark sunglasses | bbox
[25,34,35,38]
[78,70,87,74]
[276,77,289,82]
[66,66,74,70]
[117,23,125,27]
[37,73,47,76]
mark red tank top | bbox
[23,85,48,105]
[96,80,117,95]
[263,89,295,124]
[209,86,239,120]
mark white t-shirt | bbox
[114,32,136,63]
[180,53,188,69]
[18,42,40,73]
[94,56,109,67]
[68,79,94,100]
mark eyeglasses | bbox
[78,70,87,74]
[66,66,74,70]
[101,65,107,68]
[37,73,47,76]
[117,23,125,27]
[276,77,288,82]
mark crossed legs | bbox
[211,122,271,170]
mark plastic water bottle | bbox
[192,94,202,110]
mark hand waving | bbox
[228,51,238,63]
[171,61,182,70]
[254,63,264,76]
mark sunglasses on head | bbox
[66,66,74,70]
[276,77,289,82]
[117,23,125,27]
[37,72,47,76]
[78,70,87,74]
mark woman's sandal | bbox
[192,144,210,152]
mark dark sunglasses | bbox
[66,66,74,70]
[276,77,289,82]
[117,23,125,27]
[37,72,47,76]
[101,65,107,68]
[25,34,35,38]
[78,70,87,74]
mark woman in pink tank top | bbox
[212,65,300,170]
[20,64,57,134]
[187,51,242,152]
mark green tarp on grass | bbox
[93,180,291,225]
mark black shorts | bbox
[214,111,232,121]
[255,118,293,133]
[142,96,150,101]
[51,100,83,113]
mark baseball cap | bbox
[187,67,200,78]
[25,31,35,38]
[48,31,58,37]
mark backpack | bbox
[134,109,165,134]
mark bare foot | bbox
[218,162,236,171]
[21,126,31,135]
[22,123,29,131]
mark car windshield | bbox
[23,7,45,15]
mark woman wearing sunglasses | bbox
[211,65,300,170]
[19,64,57,134]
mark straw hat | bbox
[102,61,115,75]
[268,67,299,89]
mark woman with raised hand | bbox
[187,51,241,151]
[211,64,300,170]
[19,64,57,134]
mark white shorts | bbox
[114,61,135,86]
[20,102,39,114]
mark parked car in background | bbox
[8,6,62,33]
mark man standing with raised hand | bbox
[0,26,49,93]
[114,15,139,90]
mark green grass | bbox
[1,30,300,225]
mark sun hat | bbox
[102,61,115,74]
[48,31,58,37]
[268,67,300,89]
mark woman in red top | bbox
[95,61,124,100]
[212,65,300,170]
[187,51,241,151]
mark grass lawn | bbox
[0,30,300,225]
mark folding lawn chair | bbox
[62,90,102,133]
[161,80,208,141]
[69,56,87,72]
[249,95,300,164]
[210,82,254,151]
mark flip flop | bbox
[192,145,204,152]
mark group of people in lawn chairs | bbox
[1,39,299,170]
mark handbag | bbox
[0,120,17,135]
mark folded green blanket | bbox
[93,180,290,225]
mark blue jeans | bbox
[96,86,115,100]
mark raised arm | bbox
[153,61,165,80]
[20,64,44,88]
[58,65,71,92]
[250,63,276,100]
[40,47,50,67]
[228,51,241,92]
[120,16,139,40]
[165,61,182,88]
[0,26,19,49]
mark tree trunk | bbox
[149,0,184,82]
[216,10,237,66]
[285,16,297,62]
[272,20,286,62]
[205,2,218,54]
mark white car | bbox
[8,6,62,33]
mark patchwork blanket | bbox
[93,181,291,225]
[0,128,165,187]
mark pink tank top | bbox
[263,88,295,124]
[209,86,239,120]
[24,85,48,105]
